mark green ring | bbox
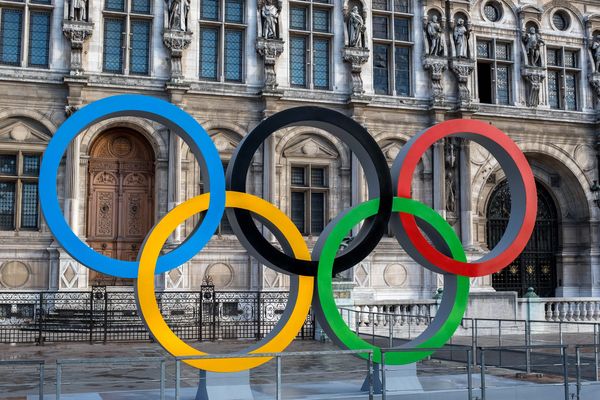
[315,197,470,365]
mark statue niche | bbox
[164,0,191,31]
[344,1,367,48]
[258,0,282,39]
[67,0,88,22]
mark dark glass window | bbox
[547,47,580,111]
[0,153,40,231]
[372,0,388,11]
[290,36,306,87]
[496,65,510,105]
[28,11,50,67]
[394,0,409,13]
[291,165,328,235]
[548,70,560,109]
[0,182,15,230]
[202,0,220,20]
[129,19,150,75]
[200,27,219,80]
[374,44,389,95]
[290,7,307,30]
[313,9,329,32]
[565,73,577,111]
[395,46,410,96]
[105,0,125,12]
[291,167,306,185]
[224,29,243,81]
[553,11,568,31]
[291,192,305,233]
[477,41,491,59]
[372,16,388,39]
[225,0,244,23]
[313,38,329,89]
[310,192,325,234]
[131,0,151,14]
[0,9,23,66]
[547,48,561,66]
[22,155,39,176]
[484,2,501,22]
[103,18,124,73]
[21,182,38,229]
[311,167,325,187]
[0,155,17,175]
[394,18,409,41]
[477,39,513,105]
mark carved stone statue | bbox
[165,0,190,31]
[261,0,281,39]
[453,18,470,58]
[445,139,458,214]
[426,15,444,56]
[523,26,545,67]
[346,6,366,48]
[592,35,600,72]
[68,0,87,22]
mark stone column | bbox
[64,136,81,236]
[459,139,473,248]
[167,131,182,243]
[432,141,446,216]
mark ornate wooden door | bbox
[86,130,155,285]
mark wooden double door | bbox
[86,129,155,285]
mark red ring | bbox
[397,119,537,277]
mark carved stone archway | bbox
[86,128,155,286]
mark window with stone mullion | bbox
[476,38,513,105]
[290,165,329,236]
[103,1,152,75]
[0,152,40,231]
[200,0,246,82]
[289,0,332,90]
[372,0,412,96]
[546,47,580,111]
[0,0,52,68]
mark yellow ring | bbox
[136,191,314,372]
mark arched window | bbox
[487,180,559,297]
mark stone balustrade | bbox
[533,298,600,322]
[348,302,437,328]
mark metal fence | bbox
[0,286,315,344]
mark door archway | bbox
[486,180,559,297]
[86,129,155,285]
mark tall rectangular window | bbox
[476,39,513,105]
[547,47,580,111]
[28,11,50,67]
[103,1,152,75]
[372,0,413,96]
[289,0,333,90]
[0,9,23,66]
[0,153,40,231]
[200,0,247,82]
[290,165,328,235]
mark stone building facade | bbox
[0,0,598,305]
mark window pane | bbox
[131,0,151,14]
[291,191,305,234]
[548,70,560,109]
[394,18,410,41]
[0,182,15,230]
[395,46,410,96]
[291,167,306,186]
[565,72,577,111]
[477,41,491,58]
[372,0,388,11]
[496,65,510,105]
[310,192,325,234]
[103,18,124,73]
[564,51,577,68]
[0,155,16,175]
[200,27,219,80]
[201,0,220,20]
[290,7,307,30]
[547,49,561,66]
[224,29,243,81]
[225,0,244,23]
[105,0,125,11]
[290,36,306,87]
[130,20,151,75]
[311,167,325,187]
[220,214,234,234]
[372,16,388,39]
[313,39,329,89]
[23,155,40,176]
[496,42,510,60]
[374,44,389,95]
[313,9,329,32]
[394,0,410,13]
[21,182,38,229]
[0,9,23,66]
[28,11,50,67]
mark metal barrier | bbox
[575,344,600,400]
[0,359,44,399]
[175,349,374,400]
[55,356,166,400]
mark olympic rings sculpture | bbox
[39,94,537,373]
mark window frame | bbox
[199,0,247,83]
[289,0,334,90]
[546,46,581,111]
[476,38,514,105]
[0,150,41,232]
[102,0,153,75]
[290,164,329,236]
[0,0,53,69]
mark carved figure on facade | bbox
[445,138,458,214]
[426,14,444,56]
[258,0,282,39]
[67,0,88,22]
[592,35,600,73]
[523,26,545,67]
[453,18,471,58]
[165,0,191,31]
[346,6,366,47]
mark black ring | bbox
[226,106,393,277]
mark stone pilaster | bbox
[62,20,93,76]
[256,38,285,93]
[522,67,546,108]
[163,29,193,84]
[449,58,477,111]
[423,56,447,107]
[342,46,370,101]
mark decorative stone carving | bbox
[590,74,600,100]
[163,29,193,83]
[342,46,370,98]
[66,0,88,22]
[425,14,444,56]
[522,66,546,107]
[449,58,476,109]
[452,17,471,59]
[522,26,545,67]
[345,5,366,48]
[423,57,447,106]
[591,35,600,73]
[258,0,281,39]
[62,20,93,76]
[164,0,190,31]
[256,37,284,92]
[445,137,459,214]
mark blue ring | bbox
[39,95,225,278]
